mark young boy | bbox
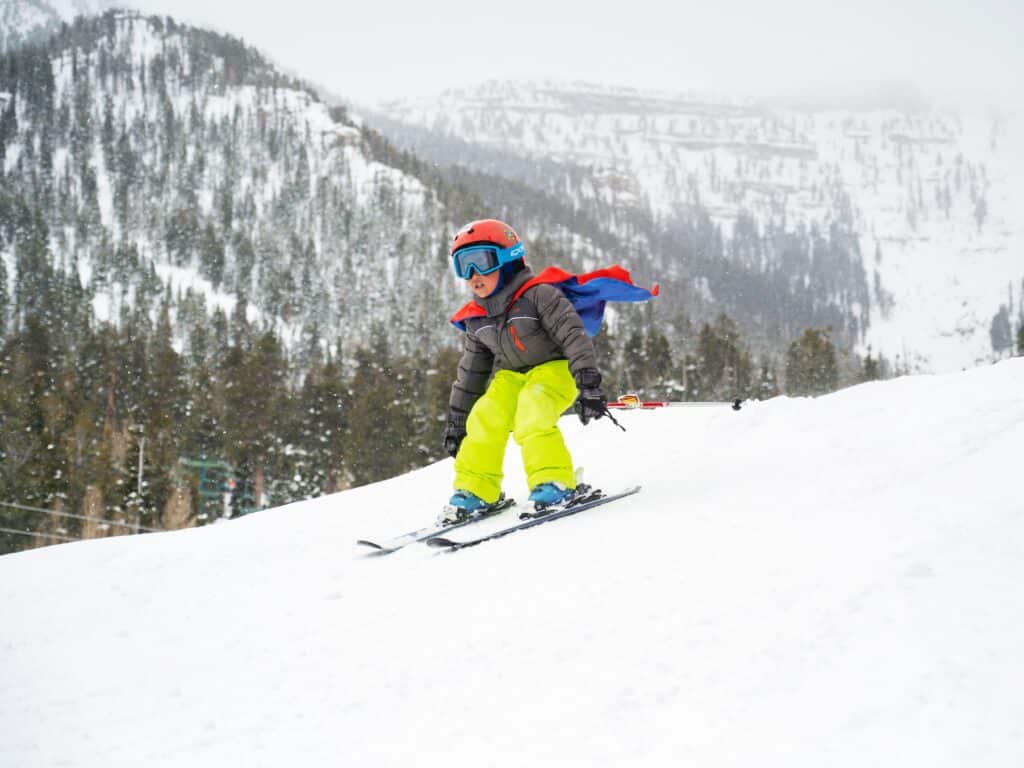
[441,219,610,522]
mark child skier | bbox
[441,219,655,522]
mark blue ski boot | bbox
[438,490,488,525]
[528,482,574,511]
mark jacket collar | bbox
[475,266,534,317]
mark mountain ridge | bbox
[1,10,470,358]
[372,78,1024,372]
[3,8,906,373]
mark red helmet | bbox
[450,219,522,256]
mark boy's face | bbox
[468,269,501,299]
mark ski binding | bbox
[356,495,515,555]
[427,485,641,551]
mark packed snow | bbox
[2,359,1023,767]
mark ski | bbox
[426,486,641,551]
[356,496,516,554]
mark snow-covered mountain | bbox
[1,11,474,357]
[0,0,111,51]
[1,0,57,51]
[5,9,911,374]
[374,81,1024,372]
[2,358,1022,766]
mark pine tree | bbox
[989,305,1012,357]
[345,328,415,487]
[114,127,136,230]
[312,355,349,492]
[785,329,839,396]
[285,357,335,500]
[218,341,251,500]
[165,207,198,267]
[143,303,186,523]
[13,207,56,322]
[12,316,66,515]
[643,329,674,399]
[755,360,780,400]
[182,359,223,461]
[147,301,186,436]
[862,347,881,382]
[694,315,753,400]
[198,221,225,288]
[0,331,45,547]
[621,329,646,395]
[0,252,7,338]
[239,331,290,505]
[230,291,252,348]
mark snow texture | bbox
[2,358,1024,766]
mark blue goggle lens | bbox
[453,246,501,278]
[452,243,524,279]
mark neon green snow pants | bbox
[454,359,578,503]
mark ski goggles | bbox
[451,242,525,279]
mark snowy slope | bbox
[2,359,1024,767]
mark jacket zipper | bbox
[509,324,526,352]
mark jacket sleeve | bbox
[448,330,494,419]
[532,283,599,378]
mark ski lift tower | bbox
[178,458,235,522]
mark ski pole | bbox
[607,394,744,411]
[601,404,627,432]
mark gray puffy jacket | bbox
[448,266,599,422]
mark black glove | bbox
[442,411,467,458]
[574,368,607,425]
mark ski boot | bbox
[528,482,575,512]
[438,490,503,526]
[523,482,602,518]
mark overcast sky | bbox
[126,0,1021,107]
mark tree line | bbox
[2,264,882,555]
